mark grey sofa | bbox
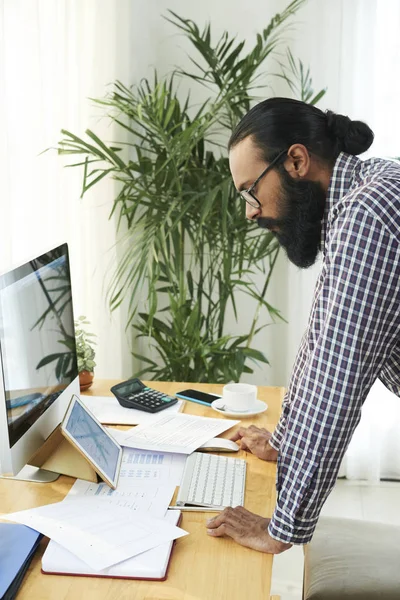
[303,517,400,599]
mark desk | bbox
[0,380,284,600]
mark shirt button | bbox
[283,526,291,532]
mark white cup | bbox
[222,383,257,412]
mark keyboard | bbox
[176,452,246,509]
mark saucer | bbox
[211,399,268,418]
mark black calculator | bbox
[110,378,179,413]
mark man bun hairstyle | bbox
[228,98,374,165]
[325,110,374,156]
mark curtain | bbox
[342,380,400,481]
[0,0,138,379]
[275,0,400,480]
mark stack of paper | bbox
[81,395,183,425]
[69,479,176,517]
[41,510,182,580]
[118,447,187,486]
[2,497,187,571]
[109,413,240,454]
[68,447,187,496]
[0,445,189,579]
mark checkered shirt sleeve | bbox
[268,191,400,544]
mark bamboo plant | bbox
[56,1,325,382]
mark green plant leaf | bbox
[36,353,64,369]
[54,2,326,383]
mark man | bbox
[206,97,400,554]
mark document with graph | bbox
[109,413,239,454]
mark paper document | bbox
[119,448,186,486]
[1,497,187,571]
[109,413,239,454]
[81,395,183,425]
[68,478,176,518]
[42,510,182,580]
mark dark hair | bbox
[228,98,374,165]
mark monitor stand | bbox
[0,425,98,484]
[0,465,60,483]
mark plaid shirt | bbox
[268,152,400,545]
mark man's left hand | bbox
[206,506,292,554]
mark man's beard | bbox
[257,169,326,269]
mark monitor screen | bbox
[0,244,78,448]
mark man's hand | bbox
[206,507,292,554]
[230,425,278,461]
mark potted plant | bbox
[75,316,96,390]
[58,2,326,382]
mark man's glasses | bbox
[239,149,288,209]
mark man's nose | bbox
[246,203,261,221]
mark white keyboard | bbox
[176,452,246,509]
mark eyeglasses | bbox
[239,149,288,209]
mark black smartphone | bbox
[174,389,221,407]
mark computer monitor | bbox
[0,243,79,482]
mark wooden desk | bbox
[0,381,284,600]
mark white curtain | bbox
[337,0,400,480]
[0,0,140,379]
[277,0,400,481]
[266,0,400,387]
[342,380,400,481]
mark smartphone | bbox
[175,389,221,407]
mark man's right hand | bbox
[230,425,278,461]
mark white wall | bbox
[0,0,156,381]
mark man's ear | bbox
[283,144,311,179]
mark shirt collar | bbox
[321,152,361,248]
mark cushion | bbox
[303,517,400,599]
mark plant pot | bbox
[79,370,94,391]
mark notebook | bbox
[0,523,42,600]
[41,510,181,581]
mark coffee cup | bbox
[222,383,257,412]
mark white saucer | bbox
[211,399,268,418]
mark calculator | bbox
[110,378,179,413]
